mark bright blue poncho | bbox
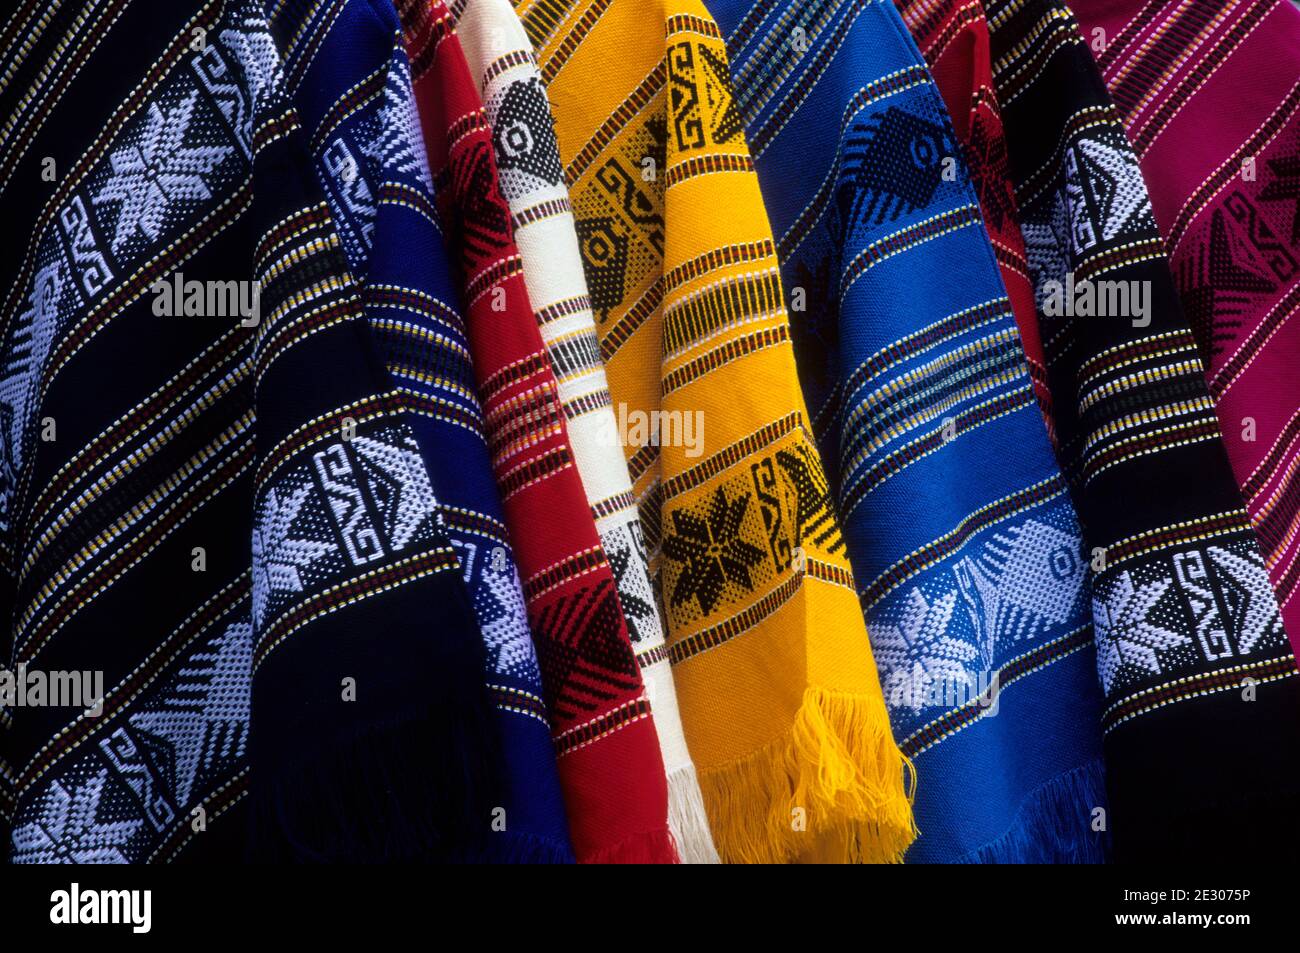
[705,0,1109,861]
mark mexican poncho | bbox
[264,0,573,861]
[516,0,917,864]
[450,0,718,862]
[402,0,677,864]
[984,0,1300,861]
[0,0,500,863]
[1070,0,1300,660]
[705,0,1109,862]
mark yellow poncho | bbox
[515,0,916,862]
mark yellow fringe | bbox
[696,687,917,864]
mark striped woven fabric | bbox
[895,0,1052,434]
[705,0,1107,862]
[401,0,677,864]
[516,0,916,863]
[1070,0,1300,658]
[984,0,1300,860]
[264,0,573,861]
[449,0,718,862]
[0,0,497,862]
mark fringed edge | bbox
[696,686,917,864]
[959,758,1110,864]
[666,761,721,864]
[246,701,499,863]
[581,827,680,864]
[461,830,576,864]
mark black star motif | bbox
[663,487,765,616]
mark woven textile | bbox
[0,0,497,862]
[706,0,1107,862]
[894,0,1051,433]
[264,0,572,861]
[516,0,916,864]
[1070,0,1300,656]
[400,0,677,864]
[449,0,718,862]
[984,0,1300,860]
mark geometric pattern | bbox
[491,76,564,197]
[1024,128,1158,308]
[874,512,1087,720]
[11,770,144,865]
[839,107,953,229]
[1093,541,1287,696]
[530,579,643,722]
[252,426,441,631]
[1178,205,1276,363]
[10,617,252,864]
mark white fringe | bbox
[667,762,721,864]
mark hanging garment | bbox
[984,0,1300,860]
[263,0,572,861]
[0,0,498,862]
[894,0,1052,434]
[705,0,1107,862]
[449,0,718,863]
[399,0,677,864]
[1070,0,1300,655]
[516,0,916,864]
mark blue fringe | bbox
[958,759,1111,864]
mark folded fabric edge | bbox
[696,686,918,864]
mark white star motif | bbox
[1093,572,1192,694]
[94,92,232,253]
[873,588,977,713]
[11,771,142,864]
[252,482,332,626]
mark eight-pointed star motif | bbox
[663,486,766,617]
[871,588,974,714]
[94,91,232,253]
[1093,572,1191,694]
[252,482,333,626]
[10,771,142,864]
